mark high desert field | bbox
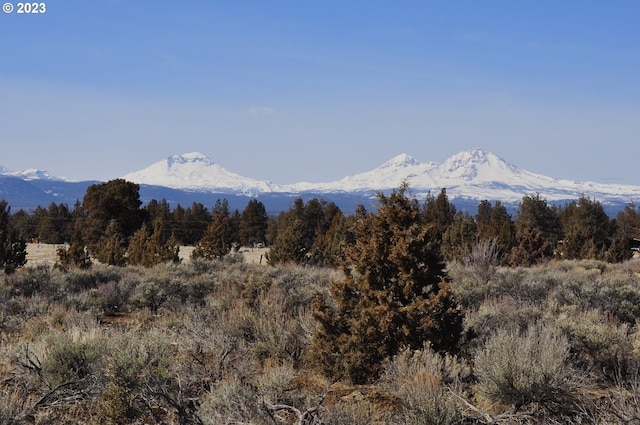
[4,245,640,424]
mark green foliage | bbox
[239,199,268,245]
[127,220,180,267]
[95,219,127,266]
[79,179,146,257]
[267,198,345,267]
[475,200,516,265]
[511,194,562,266]
[55,221,92,271]
[0,200,27,274]
[192,199,233,260]
[309,185,463,383]
[441,211,477,262]
[559,196,612,260]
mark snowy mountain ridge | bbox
[121,152,280,195]
[0,166,73,182]
[3,149,640,207]
[119,149,640,205]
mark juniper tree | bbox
[510,194,562,266]
[239,199,268,246]
[0,200,27,273]
[309,184,463,384]
[192,199,232,260]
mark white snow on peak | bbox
[122,152,280,194]
[167,152,212,165]
[2,168,74,182]
[286,153,438,192]
[380,153,422,168]
[118,149,640,205]
[286,148,640,204]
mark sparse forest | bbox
[2,180,640,423]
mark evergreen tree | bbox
[239,199,268,246]
[56,220,92,271]
[441,211,477,262]
[127,226,153,266]
[475,200,515,265]
[267,198,345,266]
[95,220,127,266]
[127,220,180,267]
[266,218,308,264]
[559,196,612,260]
[309,210,346,267]
[171,203,186,244]
[0,200,27,274]
[229,208,241,247]
[145,199,172,225]
[607,203,640,262]
[309,184,463,384]
[8,209,35,242]
[510,194,561,266]
[180,202,210,245]
[192,199,232,260]
[80,179,146,256]
[422,188,456,239]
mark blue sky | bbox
[1,1,638,184]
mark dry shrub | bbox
[0,388,27,424]
[448,238,501,308]
[474,325,580,412]
[257,361,296,403]
[95,332,173,424]
[42,336,106,387]
[381,345,469,425]
[321,399,390,425]
[92,278,136,315]
[199,376,261,425]
[251,285,310,364]
[464,296,543,345]
[555,306,637,381]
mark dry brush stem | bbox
[261,397,324,425]
[448,388,534,424]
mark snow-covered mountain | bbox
[121,152,281,195]
[2,148,640,213]
[0,166,73,182]
[4,168,73,182]
[412,149,640,204]
[119,149,640,208]
[288,153,439,192]
[287,148,640,205]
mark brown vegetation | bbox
[2,251,640,424]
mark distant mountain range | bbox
[2,149,640,215]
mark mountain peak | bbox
[381,153,421,168]
[167,152,214,166]
[2,167,73,182]
[437,149,517,181]
[122,152,278,194]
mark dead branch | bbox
[261,397,325,425]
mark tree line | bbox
[1,178,640,272]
